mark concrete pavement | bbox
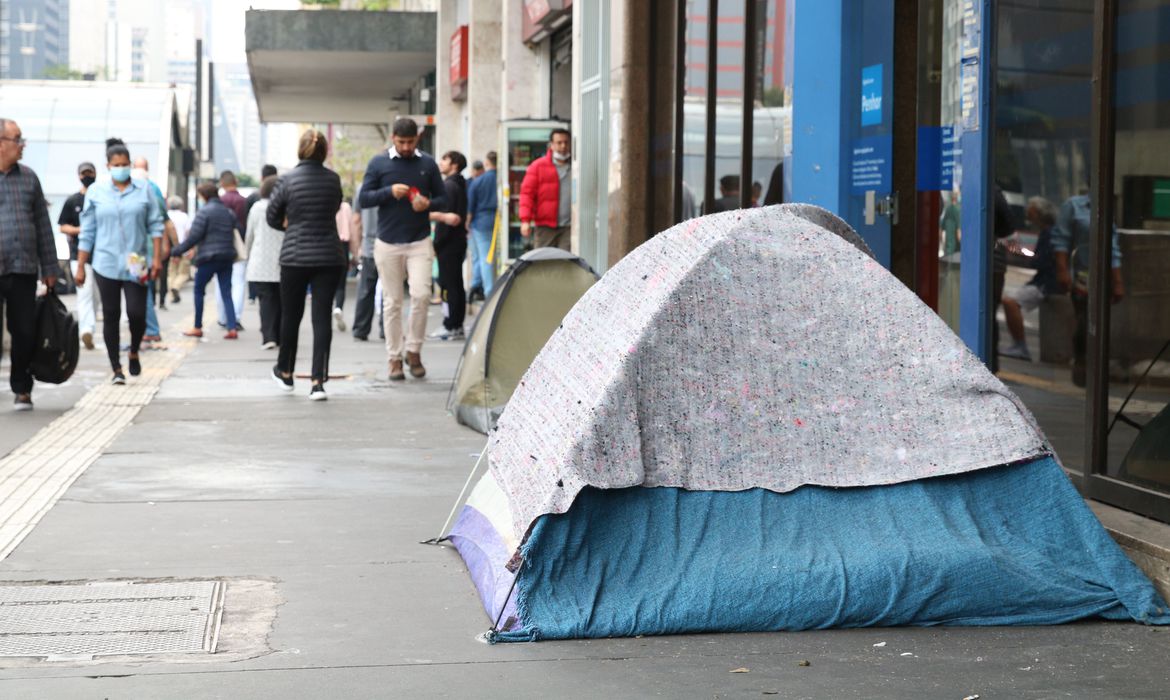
[1,284,1169,699]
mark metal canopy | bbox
[245,9,436,124]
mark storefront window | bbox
[1105,0,1170,494]
[681,2,711,218]
[709,0,744,213]
[991,0,1096,473]
[752,0,786,208]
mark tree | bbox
[44,64,86,81]
[237,173,258,188]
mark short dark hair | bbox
[219,170,237,187]
[549,128,570,141]
[443,150,467,172]
[392,117,419,138]
[197,181,219,201]
[259,175,279,199]
[485,151,497,166]
[105,137,129,162]
[260,164,278,178]
[719,174,740,192]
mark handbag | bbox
[30,290,79,384]
[232,228,248,262]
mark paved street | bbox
[1,284,1169,699]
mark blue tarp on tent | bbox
[490,457,1169,642]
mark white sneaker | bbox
[333,307,347,332]
[262,341,277,350]
[998,344,1032,362]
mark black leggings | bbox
[94,271,147,370]
[277,265,342,383]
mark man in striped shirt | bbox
[0,118,62,412]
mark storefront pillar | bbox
[789,0,844,213]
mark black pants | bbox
[94,271,147,371]
[437,243,467,331]
[0,273,37,395]
[255,281,281,345]
[156,262,168,305]
[333,263,348,311]
[351,256,382,339]
[278,265,342,383]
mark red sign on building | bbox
[450,25,469,102]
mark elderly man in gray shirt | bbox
[0,117,63,411]
[350,181,383,341]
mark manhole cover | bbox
[0,580,224,658]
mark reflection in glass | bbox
[988,0,1099,473]
[1107,0,1170,493]
[681,2,710,218]
[707,0,745,213]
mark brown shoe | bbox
[388,358,406,381]
[406,351,426,378]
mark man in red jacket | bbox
[519,128,571,251]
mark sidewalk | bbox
[1,285,1169,698]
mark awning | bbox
[245,9,436,124]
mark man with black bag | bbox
[0,117,63,411]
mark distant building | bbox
[1,0,69,79]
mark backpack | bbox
[30,291,79,384]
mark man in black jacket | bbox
[429,151,468,341]
[358,118,446,381]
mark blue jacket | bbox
[171,199,239,266]
[79,178,164,282]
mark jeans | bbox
[145,280,160,337]
[351,256,382,339]
[255,281,281,345]
[374,238,433,360]
[333,264,348,311]
[0,273,37,395]
[70,261,98,334]
[93,272,147,371]
[216,260,246,328]
[437,241,467,331]
[469,221,495,296]
[278,265,342,382]
[193,259,236,330]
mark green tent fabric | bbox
[449,248,598,434]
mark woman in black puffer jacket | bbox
[170,182,241,339]
[267,129,346,400]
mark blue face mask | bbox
[110,166,131,183]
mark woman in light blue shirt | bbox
[75,138,164,384]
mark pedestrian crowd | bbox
[2,115,574,408]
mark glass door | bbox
[841,0,896,267]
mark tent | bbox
[446,204,1170,642]
[448,248,598,434]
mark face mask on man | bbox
[131,167,148,181]
[110,166,131,183]
[80,175,96,188]
[553,151,569,162]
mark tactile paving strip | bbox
[0,338,196,561]
[0,580,223,657]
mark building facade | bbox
[432,0,1170,525]
[1,0,69,79]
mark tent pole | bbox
[421,439,490,545]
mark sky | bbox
[207,0,300,64]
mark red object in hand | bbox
[408,187,420,202]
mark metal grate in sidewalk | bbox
[0,340,195,561]
[0,580,223,658]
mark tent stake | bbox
[421,439,489,545]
